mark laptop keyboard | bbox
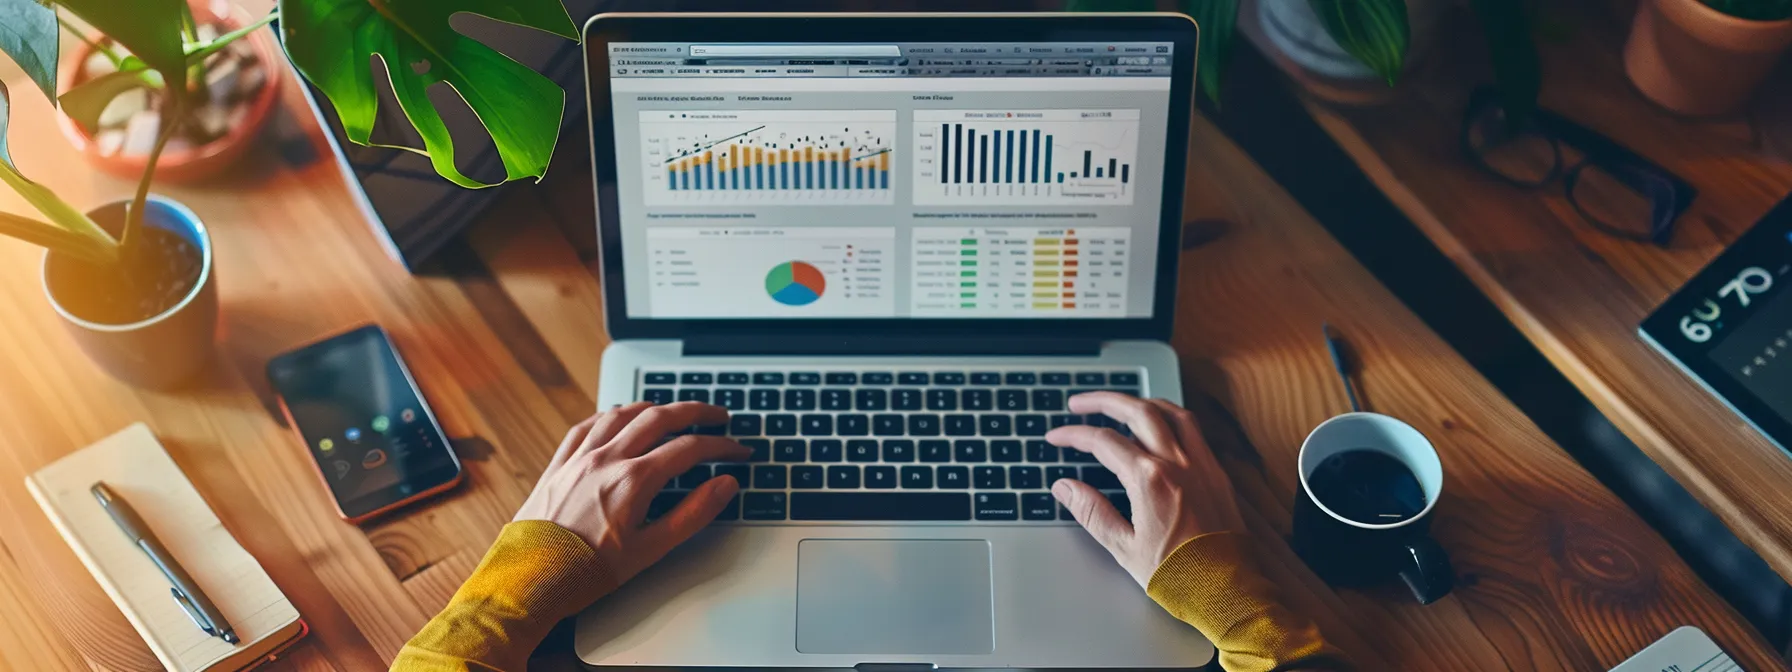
[637,368,1142,524]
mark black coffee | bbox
[1308,449,1428,525]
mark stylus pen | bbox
[92,482,240,645]
[1322,323,1363,413]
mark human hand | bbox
[514,402,749,584]
[1047,392,1247,588]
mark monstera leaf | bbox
[280,0,580,189]
[1307,0,1410,86]
[58,0,190,94]
[0,0,58,103]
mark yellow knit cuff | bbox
[1146,532,1278,640]
[469,520,618,625]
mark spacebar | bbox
[789,493,972,521]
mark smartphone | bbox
[267,325,463,523]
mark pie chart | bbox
[766,261,826,306]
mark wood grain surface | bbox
[0,41,1784,672]
[1285,0,1792,583]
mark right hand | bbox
[1047,392,1247,589]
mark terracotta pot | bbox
[56,0,284,182]
[1624,0,1792,117]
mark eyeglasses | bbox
[1460,88,1696,247]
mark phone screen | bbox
[268,326,459,518]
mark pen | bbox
[91,482,239,645]
[1322,322,1363,413]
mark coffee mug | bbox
[1291,413,1454,604]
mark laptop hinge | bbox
[683,335,1103,357]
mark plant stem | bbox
[58,17,125,68]
[0,211,116,265]
[118,95,185,255]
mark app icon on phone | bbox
[346,427,363,442]
[362,449,388,469]
[333,460,351,479]
[319,438,335,453]
[372,415,391,433]
[401,408,417,423]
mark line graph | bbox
[640,110,897,206]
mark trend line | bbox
[672,125,768,159]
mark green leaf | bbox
[1469,0,1540,124]
[279,0,580,188]
[58,70,158,134]
[184,10,278,64]
[1183,0,1239,108]
[57,0,189,94]
[1308,0,1410,86]
[0,80,119,261]
[0,0,58,103]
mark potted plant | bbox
[1624,0,1792,116]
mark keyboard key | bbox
[678,389,710,403]
[1075,372,1107,386]
[1026,440,1059,462]
[790,492,969,521]
[714,463,750,485]
[866,466,897,489]
[692,423,727,436]
[715,493,741,521]
[996,390,1029,411]
[938,466,970,489]
[791,465,824,489]
[973,466,1006,489]
[1041,372,1072,385]
[1022,493,1056,520]
[714,389,746,410]
[774,440,806,462]
[954,440,988,463]
[790,373,821,385]
[1110,372,1140,386]
[1081,466,1122,490]
[642,389,674,405]
[933,372,966,385]
[847,440,879,462]
[729,414,763,436]
[826,372,858,385]
[827,465,861,489]
[1016,415,1048,436]
[647,491,686,520]
[873,414,905,436]
[811,439,843,462]
[991,440,1023,462]
[749,389,780,410]
[974,493,1019,521]
[926,389,958,411]
[907,414,941,436]
[718,372,750,385]
[862,372,894,385]
[1050,414,1081,428]
[766,415,798,436]
[901,466,934,488]
[855,389,888,411]
[882,440,916,462]
[1108,492,1132,521]
[962,389,993,411]
[898,372,930,385]
[1063,448,1099,463]
[1060,504,1076,521]
[753,372,785,385]
[753,465,787,489]
[680,372,714,385]
[837,415,870,436]
[980,415,1013,436]
[892,389,923,410]
[945,415,977,436]
[644,372,676,385]
[1046,466,1078,486]
[919,440,951,463]
[800,414,833,436]
[1031,389,1064,411]
[678,464,712,489]
[740,439,771,463]
[970,372,1002,385]
[1010,466,1043,489]
[821,389,852,410]
[743,492,787,520]
[785,389,817,410]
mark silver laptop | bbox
[576,12,1211,668]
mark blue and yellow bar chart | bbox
[912,109,1140,206]
[641,110,896,206]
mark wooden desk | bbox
[0,69,1781,670]
[1293,0,1792,583]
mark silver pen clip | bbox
[171,587,217,636]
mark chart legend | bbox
[640,110,896,206]
[645,227,894,317]
[913,110,1140,206]
[910,227,1131,316]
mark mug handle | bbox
[1396,536,1454,605]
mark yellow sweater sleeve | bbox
[390,520,616,672]
[1148,531,1353,672]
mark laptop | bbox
[577,12,1211,668]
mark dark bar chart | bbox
[912,109,1140,206]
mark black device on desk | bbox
[1641,195,1792,455]
[267,325,462,523]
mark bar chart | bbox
[912,110,1140,206]
[644,227,895,318]
[639,110,896,206]
[910,227,1131,316]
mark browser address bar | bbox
[689,45,902,57]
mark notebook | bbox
[1607,626,1739,672]
[25,423,307,672]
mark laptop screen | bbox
[604,40,1176,320]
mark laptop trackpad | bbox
[796,539,995,655]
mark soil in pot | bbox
[45,225,201,326]
[78,27,269,159]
